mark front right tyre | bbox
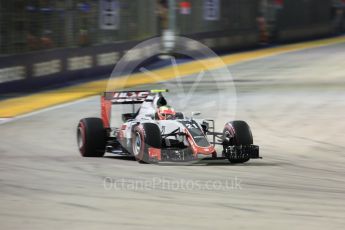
[223,120,253,163]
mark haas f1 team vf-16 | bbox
[77,89,260,163]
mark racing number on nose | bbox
[185,123,199,129]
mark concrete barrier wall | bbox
[0,41,137,94]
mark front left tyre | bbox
[132,123,161,163]
[77,118,106,157]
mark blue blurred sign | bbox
[204,0,220,21]
[78,3,91,13]
[99,0,119,30]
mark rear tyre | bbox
[132,123,161,163]
[77,118,106,157]
[223,120,253,163]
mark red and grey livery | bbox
[77,89,261,163]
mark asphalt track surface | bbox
[1,42,345,229]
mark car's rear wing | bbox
[101,89,168,128]
[104,89,168,104]
[104,91,150,104]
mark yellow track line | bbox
[1,36,345,118]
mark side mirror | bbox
[191,111,201,116]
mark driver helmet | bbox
[157,106,176,120]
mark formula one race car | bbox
[77,89,260,163]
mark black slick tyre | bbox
[223,120,253,163]
[132,123,161,163]
[77,118,106,157]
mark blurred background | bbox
[1,2,345,228]
[0,0,344,94]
